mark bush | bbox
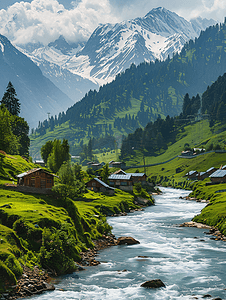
[0,260,17,292]
[5,254,23,278]
[39,224,80,275]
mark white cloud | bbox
[0,0,119,45]
[174,0,225,21]
[0,0,225,46]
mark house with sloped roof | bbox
[197,171,207,181]
[17,168,55,189]
[86,178,115,195]
[109,161,126,169]
[108,172,147,191]
[197,167,217,181]
[113,169,127,175]
[209,169,226,183]
[108,174,133,191]
[185,170,198,180]
[127,173,147,185]
[205,167,217,176]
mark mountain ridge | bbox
[0,34,74,129]
[17,7,216,97]
[30,21,226,158]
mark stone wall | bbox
[5,186,52,194]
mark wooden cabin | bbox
[127,173,147,185]
[185,170,198,180]
[113,169,127,175]
[108,174,133,191]
[17,168,55,189]
[109,161,126,169]
[209,170,226,184]
[86,178,115,195]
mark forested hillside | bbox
[31,22,226,157]
[120,70,226,161]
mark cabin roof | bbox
[199,172,206,176]
[93,178,115,190]
[206,167,215,173]
[210,170,226,178]
[113,169,127,175]
[127,173,146,177]
[108,174,132,180]
[17,168,54,178]
[186,170,197,176]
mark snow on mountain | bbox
[17,7,216,91]
[0,34,74,129]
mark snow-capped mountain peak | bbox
[17,7,216,93]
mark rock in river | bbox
[141,279,166,288]
[117,236,140,245]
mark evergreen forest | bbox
[31,21,226,157]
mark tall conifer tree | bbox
[1,82,20,116]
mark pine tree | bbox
[1,82,20,116]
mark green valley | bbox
[30,22,226,158]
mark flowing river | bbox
[29,187,226,299]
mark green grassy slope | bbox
[0,153,141,292]
[30,23,226,159]
[125,120,226,237]
[191,182,226,236]
[0,152,38,183]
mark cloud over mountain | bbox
[0,0,119,45]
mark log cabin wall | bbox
[21,170,54,189]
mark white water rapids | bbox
[28,187,226,299]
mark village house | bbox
[86,178,115,195]
[108,174,133,192]
[181,150,193,157]
[205,167,217,176]
[185,170,198,180]
[108,172,147,191]
[109,161,126,169]
[88,162,105,171]
[197,167,217,180]
[34,160,45,167]
[17,168,55,189]
[197,171,207,181]
[127,173,147,185]
[113,169,127,175]
[209,170,226,184]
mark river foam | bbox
[28,187,226,300]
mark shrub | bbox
[5,254,23,278]
[0,260,17,292]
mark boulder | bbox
[117,237,140,245]
[141,279,165,288]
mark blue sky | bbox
[0,0,224,46]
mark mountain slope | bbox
[30,21,226,159]
[19,8,215,91]
[0,34,74,129]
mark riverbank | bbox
[188,181,226,237]
[35,187,225,300]
[180,221,226,241]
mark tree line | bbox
[31,21,226,155]
[0,82,30,157]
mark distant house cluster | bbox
[86,169,147,194]
[185,165,226,184]
[181,148,205,157]
[87,160,126,171]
